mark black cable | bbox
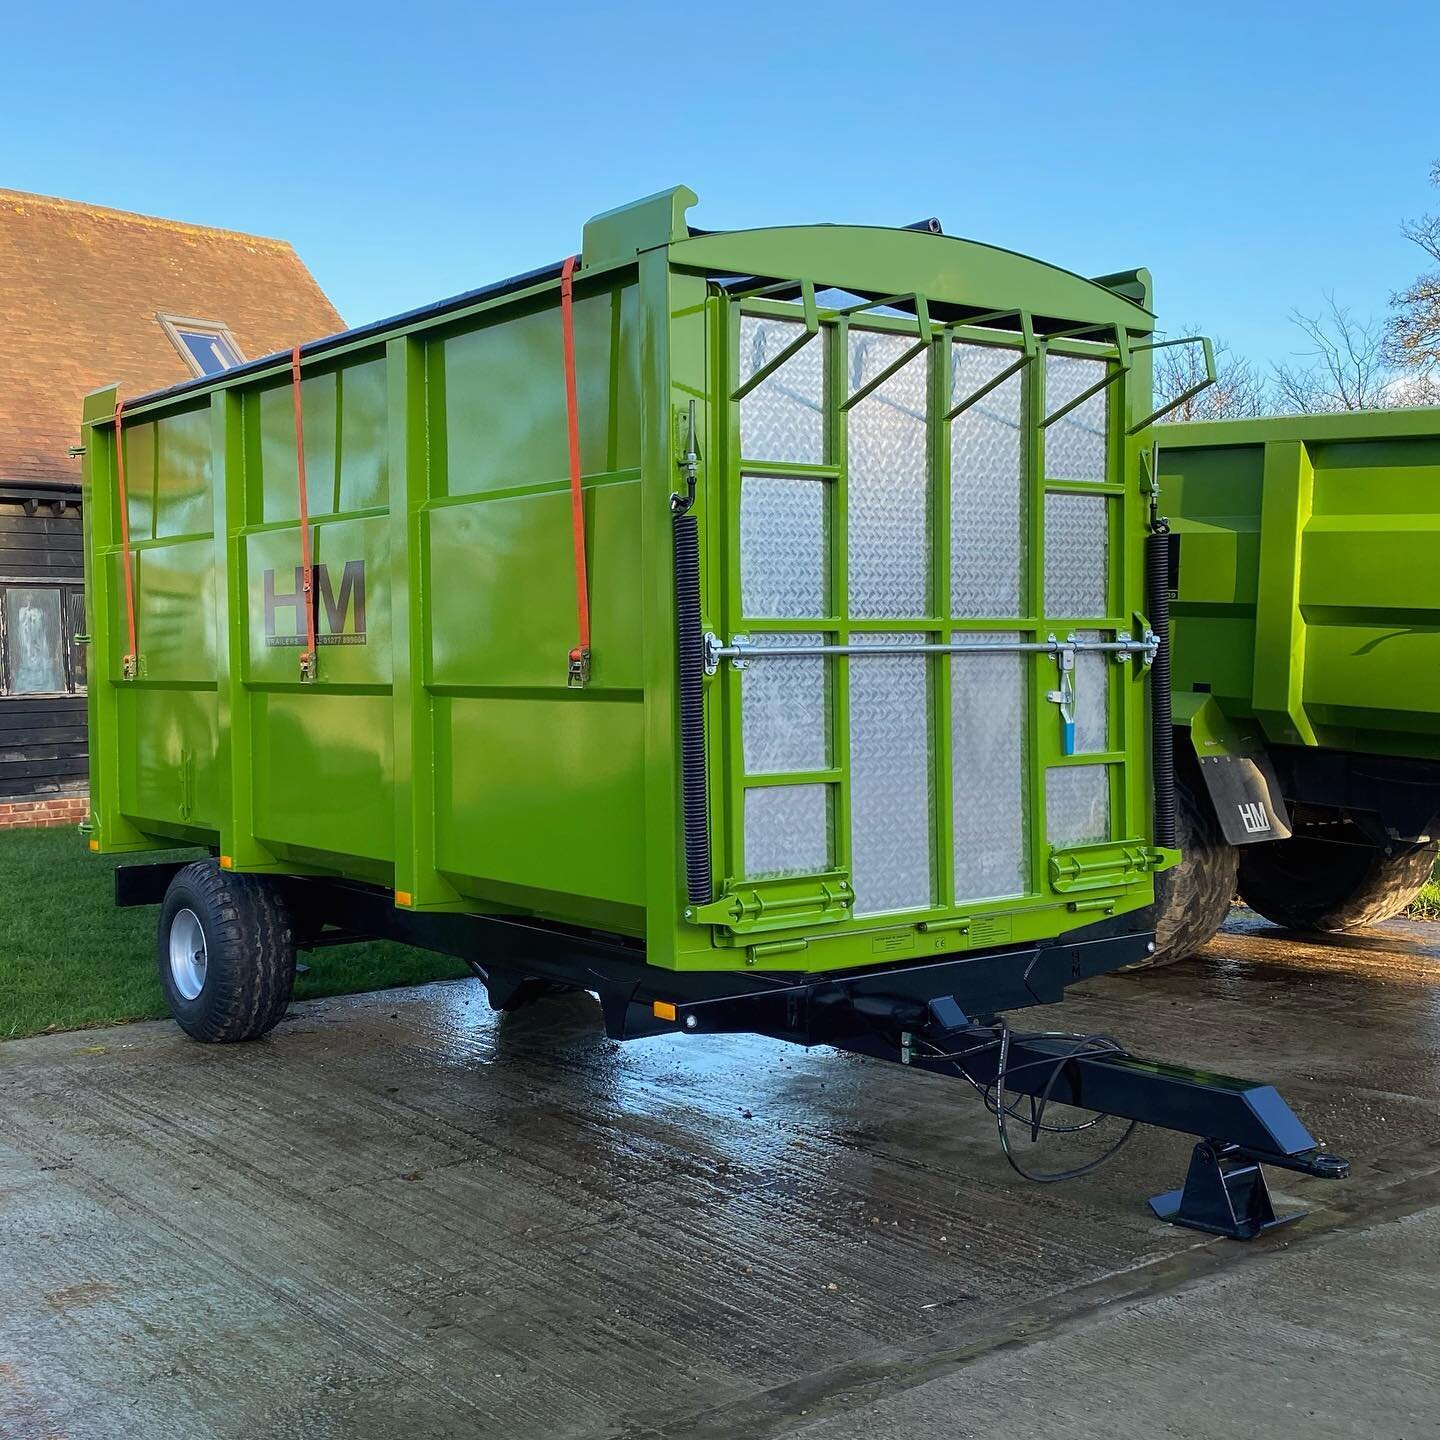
[913,1020,1139,1184]
[988,1022,1138,1183]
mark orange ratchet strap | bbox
[112,400,139,679]
[290,345,318,682]
[560,254,592,687]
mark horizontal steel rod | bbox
[711,637,1153,661]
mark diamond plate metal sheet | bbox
[951,343,1024,619]
[952,631,1029,900]
[740,474,828,619]
[739,315,825,465]
[1044,492,1108,618]
[743,783,832,878]
[742,632,829,775]
[849,634,934,914]
[1047,764,1111,848]
[846,330,930,618]
[1044,353,1109,482]
[1072,629,1110,754]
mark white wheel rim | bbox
[169,908,208,1001]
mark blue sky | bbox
[3,2,1436,370]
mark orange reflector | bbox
[395,891,413,907]
[219,855,233,869]
[653,1000,677,1022]
[88,839,100,852]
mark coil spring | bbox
[674,509,713,904]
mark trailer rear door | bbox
[711,300,1141,927]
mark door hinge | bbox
[1049,839,1176,894]
[684,871,853,936]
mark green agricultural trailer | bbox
[79,186,1346,1236]
[1150,408,1440,962]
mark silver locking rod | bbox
[703,632,1158,673]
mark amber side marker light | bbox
[395,891,413,907]
[219,855,233,869]
[88,839,100,851]
[653,1000,677,1022]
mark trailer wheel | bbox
[1130,768,1238,969]
[157,862,297,1043]
[1236,831,1438,932]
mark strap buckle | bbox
[567,646,591,689]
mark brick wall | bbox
[0,792,88,830]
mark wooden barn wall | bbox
[0,495,88,800]
[0,500,83,581]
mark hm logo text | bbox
[1238,801,1271,836]
[262,560,367,647]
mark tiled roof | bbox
[0,189,345,486]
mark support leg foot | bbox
[1149,1140,1305,1240]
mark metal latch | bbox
[1045,634,1077,756]
[671,399,699,515]
[567,646,592,688]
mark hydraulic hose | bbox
[673,507,713,905]
[1146,524,1177,849]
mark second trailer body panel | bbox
[1158,408,1440,762]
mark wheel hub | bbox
[169,908,208,1000]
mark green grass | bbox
[1408,863,1440,921]
[0,826,469,1041]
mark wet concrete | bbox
[1,908,1437,1439]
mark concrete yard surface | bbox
[2,909,1438,1439]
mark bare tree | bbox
[1386,161,1440,378]
[1152,329,1268,421]
[1271,297,1398,413]
[1387,372,1440,406]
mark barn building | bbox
[0,189,342,828]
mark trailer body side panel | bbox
[84,191,1171,976]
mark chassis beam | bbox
[115,863,1349,1237]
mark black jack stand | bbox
[1150,1140,1351,1240]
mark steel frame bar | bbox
[840,336,929,411]
[1040,358,1126,430]
[906,1033,1321,1156]
[1126,335,1217,432]
[942,336,1036,423]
